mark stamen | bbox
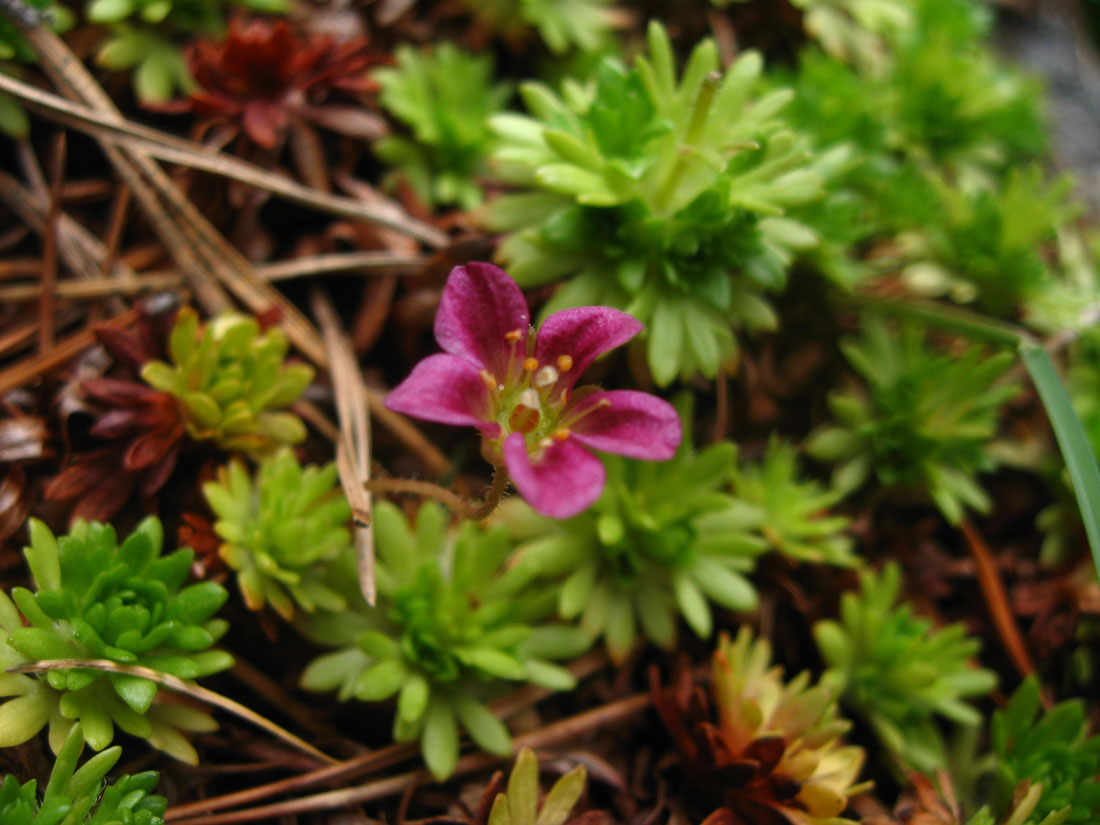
[538,437,553,449]
[479,370,496,389]
[553,428,570,441]
[534,365,559,388]
[505,329,524,342]
[518,388,539,409]
[524,357,539,371]
[557,354,573,372]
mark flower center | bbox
[481,328,577,452]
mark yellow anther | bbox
[557,354,573,371]
[480,370,496,388]
[506,329,524,342]
[534,365,560,388]
[524,357,539,371]
[553,428,571,441]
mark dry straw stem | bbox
[7,658,339,764]
[0,70,448,249]
[165,650,608,822]
[2,26,449,476]
[0,253,426,301]
[166,690,646,825]
[0,169,141,285]
[313,289,376,605]
[0,307,136,394]
[38,130,65,353]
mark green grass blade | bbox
[1020,343,1100,579]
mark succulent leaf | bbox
[140,308,312,455]
[0,518,231,760]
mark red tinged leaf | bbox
[765,775,801,802]
[744,737,786,777]
[91,408,143,438]
[699,809,736,825]
[242,101,286,149]
[70,472,136,523]
[44,454,114,501]
[255,304,283,330]
[95,325,154,367]
[82,377,161,407]
[177,17,382,149]
[124,429,180,470]
[140,444,180,497]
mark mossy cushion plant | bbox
[493,435,767,663]
[893,167,1075,316]
[806,316,1019,523]
[140,307,313,455]
[458,0,614,54]
[485,21,822,385]
[0,517,231,764]
[298,501,589,780]
[374,43,511,210]
[0,723,166,825]
[731,437,857,567]
[814,563,997,773]
[202,448,352,620]
[987,676,1100,825]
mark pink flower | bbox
[386,262,682,518]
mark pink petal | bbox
[503,432,606,519]
[566,391,681,461]
[434,262,530,380]
[535,307,642,397]
[385,354,500,436]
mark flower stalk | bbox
[364,468,510,521]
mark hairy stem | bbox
[365,468,509,520]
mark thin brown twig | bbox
[226,656,348,743]
[10,26,450,478]
[0,165,141,305]
[39,130,65,353]
[0,69,448,248]
[365,469,509,521]
[164,651,608,821]
[166,693,650,825]
[0,308,136,395]
[100,180,131,279]
[0,308,81,360]
[7,658,339,764]
[0,274,182,302]
[960,518,1048,706]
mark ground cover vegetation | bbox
[0,0,1099,823]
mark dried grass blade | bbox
[0,308,136,395]
[0,69,448,248]
[164,694,650,825]
[8,658,338,765]
[312,290,375,605]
